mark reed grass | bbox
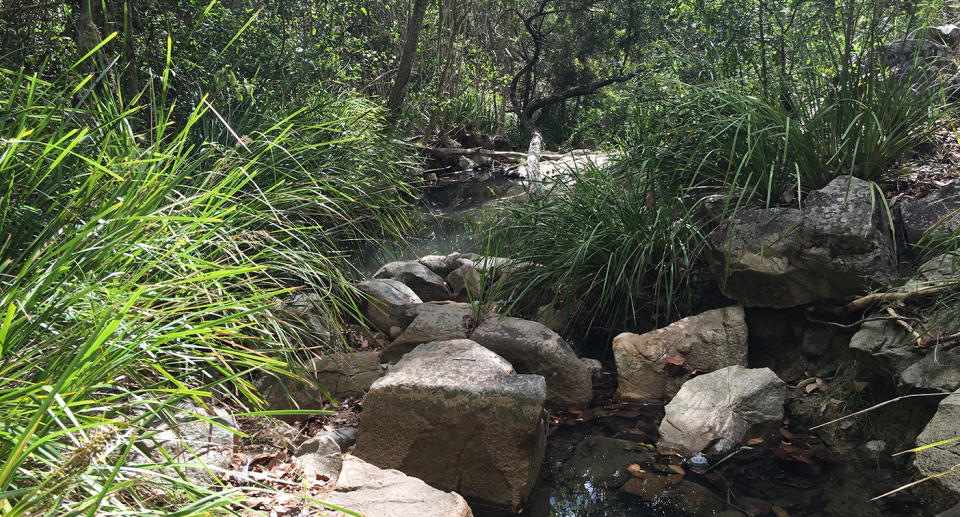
[0,37,415,515]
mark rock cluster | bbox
[613,305,748,401]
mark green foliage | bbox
[0,51,413,515]
[664,74,945,203]
[494,158,707,333]
[493,0,955,333]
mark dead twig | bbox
[819,287,944,316]
[809,393,950,431]
[804,310,918,329]
[887,306,923,346]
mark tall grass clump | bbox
[0,44,414,515]
[670,69,947,207]
[663,3,951,204]
[494,157,708,334]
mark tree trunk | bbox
[525,130,543,181]
[122,0,139,102]
[386,0,429,115]
[72,0,104,75]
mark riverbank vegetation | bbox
[1,0,958,514]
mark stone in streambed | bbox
[384,306,593,408]
[613,305,748,402]
[353,339,547,512]
[446,262,482,302]
[357,278,421,333]
[374,260,451,301]
[621,471,726,517]
[470,316,593,408]
[323,455,473,517]
[418,252,467,277]
[381,302,474,361]
[565,436,656,489]
[658,366,786,454]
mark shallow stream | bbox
[376,170,942,517]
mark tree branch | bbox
[522,73,635,121]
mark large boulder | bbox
[658,366,786,455]
[353,339,547,512]
[708,176,897,308]
[470,316,593,408]
[914,389,960,498]
[381,302,474,361]
[323,455,473,517]
[374,261,451,301]
[613,305,748,401]
[897,180,960,247]
[357,278,421,333]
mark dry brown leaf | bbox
[667,464,685,475]
[657,446,682,457]
[779,427,794,440]
[772,505,790,517]
[855,381,869,392]
[665,354,685,366]
[747,437,764,445]
[805,383,818,394]
[627,464,645,477]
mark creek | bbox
[370,168,941,517]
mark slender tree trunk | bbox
[386,0,429,115]
[122,0,139,102]
[72,0,104,75]
[525,130,543,181]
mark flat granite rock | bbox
[324,455,473,517]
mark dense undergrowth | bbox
[0,45,415,514]
[494,3,957,335]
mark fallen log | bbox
[426,145,594,163]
